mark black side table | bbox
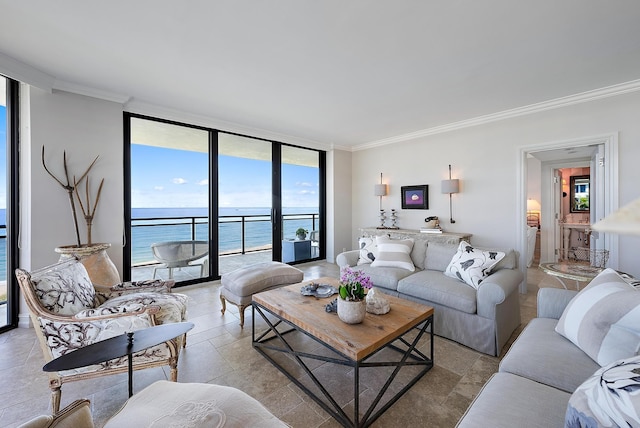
[43,322,194,397]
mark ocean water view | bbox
[0,207,318,281]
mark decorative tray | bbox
[300,283,338,298]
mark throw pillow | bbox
[555,268,640,366]
[444,241,505,289]
[357,237,378,265]
[370,236,415,271]
[565,356,640,427]
[33,262,96,315]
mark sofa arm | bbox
[476,269,523,319]
[537,287,578,319]
[336,250,359,268]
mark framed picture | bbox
[401,185,429,209]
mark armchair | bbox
[15,257,189,413]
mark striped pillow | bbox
[370,236,415,271]
[555,268,640,366]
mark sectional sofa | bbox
[337,236,523,356]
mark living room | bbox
[2,2,640,427]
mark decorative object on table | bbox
[366,287,390,314]
[337,267,372,324]
[441,164,460,223]
[421,216,442,233]
[300,282,338,298]
[388,209,399,229]
[377,209,387,229]
[325,298,337,313]
[401,185,429,210]
[295,227,308,240]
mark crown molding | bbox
[53,80,131,104]
[354,79,640,151]
[0,51,55,91]
[125,99,345,152]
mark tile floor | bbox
[0,261,564,427]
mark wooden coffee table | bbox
[252,277,434,428]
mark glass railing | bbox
[131,213,319,266]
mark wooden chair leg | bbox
[239,305,247,328]
[170,365,178,382]
[220,294,227,315]
[51,386,61,414]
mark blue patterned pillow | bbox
[444,241,505,289]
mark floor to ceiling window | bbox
[0,75,19,331]
[125,114,325,284]
[127,117,211,284]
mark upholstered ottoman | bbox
[105,380,287,427]
[220,261,303,327]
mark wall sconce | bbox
[441,165,460,223]
[374,173,388,210]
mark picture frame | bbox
[401,185,429,209]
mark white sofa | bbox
[458,269,640,427]
[337,239,523,356]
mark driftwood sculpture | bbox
[41,146,102,246]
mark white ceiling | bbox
[1,1,640,151]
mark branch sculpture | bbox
[41,146,99,247]
[74,175,104,246]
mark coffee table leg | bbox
[127,332,134,397]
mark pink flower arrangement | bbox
[339,266,373,301]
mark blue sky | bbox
[131,144,319,209]
[0,105,6,210]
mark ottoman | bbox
[105,381,287,427]
[220,261,304,327]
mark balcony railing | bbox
[131,213,319,266]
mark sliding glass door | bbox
[127,117,211,283]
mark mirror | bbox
[570,175,590,213]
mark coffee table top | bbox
[252,277,434,361]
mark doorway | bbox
[518,134,619,294]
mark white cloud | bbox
[197,179,209,186]
[172,178,187,184]
[154,186,164,191]
[296,181,313,187]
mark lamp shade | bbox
[592,197,640,236]
[374,184,388,197]
[441,179,459,194]
[527,199,541,211]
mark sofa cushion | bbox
[565,356,640,427]
[32,262,96,315]
[398,270,477,314]
[357,237,378,265]
[555,268,640,366]
[353,264,413,292]
[371,236,415,271]
[444,241,505,288]
[457,373,570,428]
[410,239,428,270]
[424,242,458,271]
[500,318,599,393]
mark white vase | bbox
[337,298,366,324]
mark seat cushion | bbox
[101,292,188,324]
[457,373,570,428]
[222,261,303,297]
[500,317,599,393]
[397,270,477,314]
[104,381,287,428]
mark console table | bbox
[359,227,471,245]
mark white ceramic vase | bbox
[337,298,366,324]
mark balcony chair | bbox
[310,230,319,257]
[15,257,189,413]
[151,240,209,279]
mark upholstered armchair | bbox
[15,257,189,413]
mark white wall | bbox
[351,91,640,280]
[326,149,352,262]
[25,88,124,271]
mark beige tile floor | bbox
[0,261,563,427]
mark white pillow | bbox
[357,237,378,265]
[370,236,415,271]
[444,241,505,289]
[555,268,640,366]
[566,356,640,427]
